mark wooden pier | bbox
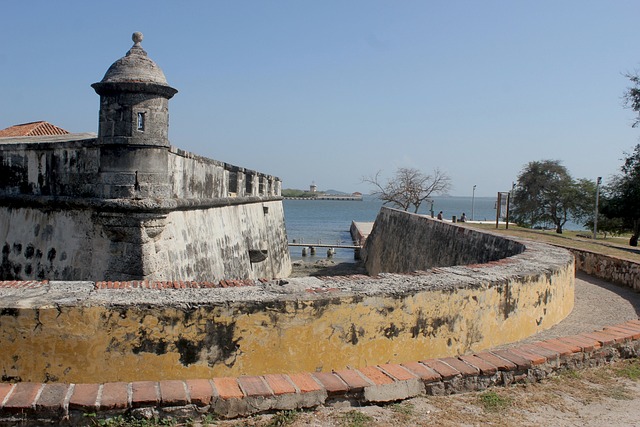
[288,221,373,260]
[288,243,361,249]
[288,242,362,259]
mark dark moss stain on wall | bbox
[235,299,289,316]
[0,308,19,317]
[103,308,241,369]
[534,288,552,308]
[1,243,18,280]
[24,244,35,259]
[346,323,365,345]
[0,157,29,192]
[175,320,240,368]
[501,282,518,320]
[460,319,484,353]
[174,338,199,365]
[132,330,168,356]
[310,297,341,318]
[382,322,403,339]
[410,309,458,339]
[410,310,429,338]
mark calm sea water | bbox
[284,195,502,262]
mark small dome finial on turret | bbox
[132,32,143,46]
[126,32,147,57]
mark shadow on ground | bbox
[290,259,367,277]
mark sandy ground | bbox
[201,265,640,427]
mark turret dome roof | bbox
[92,32,177,98]
[98,32,169,85]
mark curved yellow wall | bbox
[0,247,573,383]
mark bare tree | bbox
[364,167,452,213]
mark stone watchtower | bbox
[91,32,178,199]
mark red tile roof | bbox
[0,121,70,137]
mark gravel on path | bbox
[497,271,640,349]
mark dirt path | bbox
[496,271,640,347]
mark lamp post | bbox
[593,177,602,239]
[471,185,476,221]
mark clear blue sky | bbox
[2,1,639,197]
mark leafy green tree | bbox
[571,178,598,227]
[623,72,640,127]
[601,144,640,245]
[583,215,624,239]
[364,167,451,213]
[608,73,640,245]
[511,160,586,234]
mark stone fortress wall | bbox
[0,32,291,282]
[0,135,279,201]
[0,138,288,281]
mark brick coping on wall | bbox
[0,319,638,425]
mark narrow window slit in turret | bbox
[137,112,145,132]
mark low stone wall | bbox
[570,248,640,292]
[363,207,526,276]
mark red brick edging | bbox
[0,319,639,425]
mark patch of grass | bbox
[390,402,414,416]
[615,359,640,380]
[467,223,640,263]
[200,413,218,426]
[340,410,374,427]
[83,414,178,427]
[389,402,414,422]
[558,368,581,380]
[266,409,300,426]
[605,385,634,400]
[478,390,512,412]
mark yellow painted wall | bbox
[0,259,573,383]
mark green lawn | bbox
[465,223,640,263]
